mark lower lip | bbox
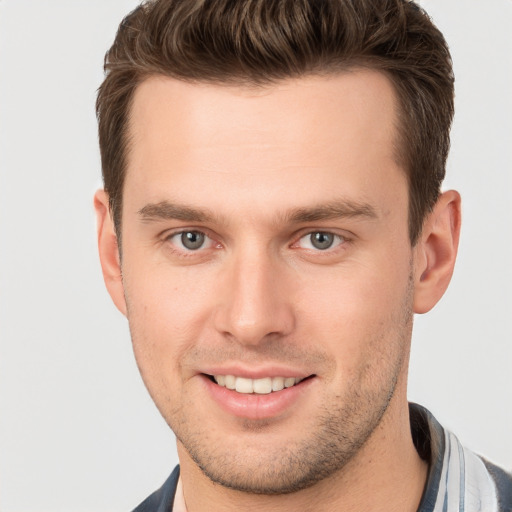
[201,375,314,420]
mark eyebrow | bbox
[284,200,378,223]
[137,198,378,225]
[138,201,217,223]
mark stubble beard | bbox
[170,303,413,495]
[132,272,415,496]
[175,375,403,495]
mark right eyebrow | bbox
[138,201,216,223]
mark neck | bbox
[178,395,428,512]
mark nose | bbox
[213,247,295,346]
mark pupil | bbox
[311,232,333,250]
[181,231,205,250]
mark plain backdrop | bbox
[0,1,511,511]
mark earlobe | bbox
[413,190,461,314]
[94,189,127,316]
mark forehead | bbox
[128,70,399,159]
[124,71,404,222]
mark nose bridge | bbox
[214,242,294,345]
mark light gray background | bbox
[0,1,510,511]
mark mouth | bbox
[201,372,316,419]
[205,374,313,394]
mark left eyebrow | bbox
[284,200,379,224]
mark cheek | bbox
[122,258,216,382]
[296,256,412,370]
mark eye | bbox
[297,231,345,251]
[168,230,214,251]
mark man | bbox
[94,0,512,510]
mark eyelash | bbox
[164,230,219,254]
[162,229,351,257]
[294,232,347,252]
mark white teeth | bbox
[253,377,272,394]
[235,377,253,393]
[213,375,304,394]
[271,376,285,391]
[284,377,296,388]
[224,375,236,390]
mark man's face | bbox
[118,71,417,493]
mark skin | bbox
[95,70,461,511]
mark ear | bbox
[94,189,127,316]
[413,190,461,314]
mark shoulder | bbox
[410,403,512,512]
[482,458,512,512]
[131,466,180,512]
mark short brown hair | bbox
[97,0,454,244]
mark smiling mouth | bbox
[206,374,313,394]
